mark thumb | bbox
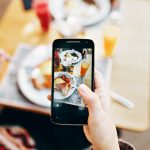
[78,84,102,115]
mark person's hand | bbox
[47,70,119,150]
[78,70,119,150]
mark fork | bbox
[0,48,33,74]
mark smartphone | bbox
[51,39,94,125]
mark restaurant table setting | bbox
[0,0,118,108]
[0,0,132,115]
[0,43,112,109]
[0,0,149,132]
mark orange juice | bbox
[80,61,90,76]
[103,25,120,57]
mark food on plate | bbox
[83,0,96,5]
[54,74,71,96]
[64,0,100,18]
[31,59,52,90]
[67,66,74,75]
[65,0,98,8]
[64,52,78,59]
[62,52,79,66]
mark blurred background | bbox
[0,0,150,149]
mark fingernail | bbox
[78,84,87,93]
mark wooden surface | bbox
[0,0,10,19]
[110,0,150,131]
[0,0,61,81]
[0,0,150,131]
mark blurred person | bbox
[82,49,88,60]
[48,70,135,150]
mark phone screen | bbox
[51,39,94,125]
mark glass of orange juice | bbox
[103,25,120,57]
[80,60,90,77]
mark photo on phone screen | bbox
[54,48,92,107]
[51,39,94,124]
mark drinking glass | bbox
[80,60,90,77]
[103,25,120,57]
[21,0,33,10]
[34,0,52,32]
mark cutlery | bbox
[110,91,135,109]
[0,48,34,74]
[71,84,78,90]
[71,81,134,109]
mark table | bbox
[0,0,150,132]
[110,0,150,131]
[0,0,111,112]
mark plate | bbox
[54,72,76,100]
[60,49,82,66]
[17,45,51,107]
[50,0,111,26]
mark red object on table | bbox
[34,1,51,32]
[54,50,60,66]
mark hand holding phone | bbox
[49,69,120,150]
[51,39,94,125]
[78,70,120,150]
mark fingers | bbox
[94,69,106,91]
[83,125,92,143]
[47,95,51,101]
[78,84,101,114]
[94,69,109,98]
[94,70,111,110]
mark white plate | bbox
[17,45,51,107]
[50,0,111,26]
[60,49,82,66]
[54,72,76,100]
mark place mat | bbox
[0,43,111,109]
[0,44,36,105]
